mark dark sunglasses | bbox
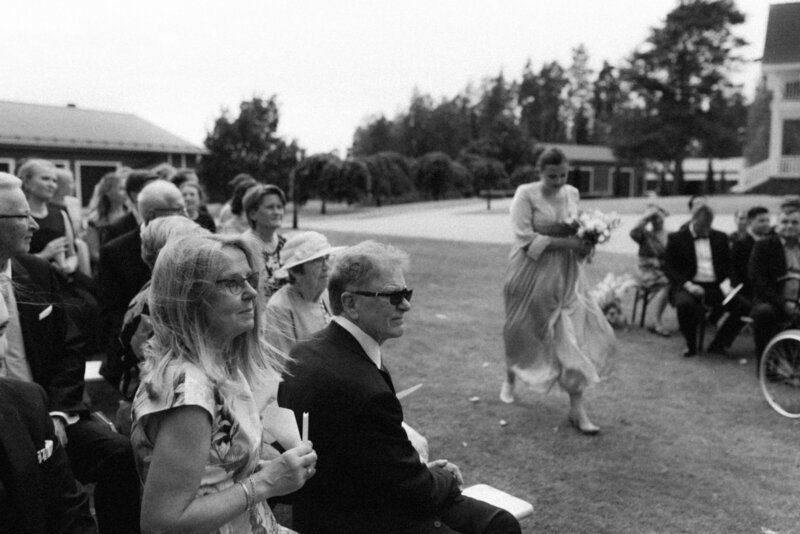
[352,288,413,306]
[215,272,260,295]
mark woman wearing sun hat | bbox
[262,231,344,355]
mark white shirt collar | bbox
[332,315,381,369]
[1,260,10,279]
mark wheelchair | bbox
[759,278,800,418]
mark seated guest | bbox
[85,172,130,264]
[131,234,317,533]
[280,240,521,534]
[242,184,288,301]
[116,216,209,400]
[0,173,140,533]
[749,204,800,365]
[52,168,91,277]
[180,181,217,233]
[18,159,84,276]
[0,286,96,534]
[102,170,157,244]
[629,204,671,336]
[730,206,771,305]
[664,204,747,357]
[263,231,342,355]
[219,175,257,235]
[0,378,97,534]
[730,209,749,246]
[99,180,185,388]
[169,167,199,189]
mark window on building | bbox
[782,120,800,156]
[0,158,14,174]
[786,80,800,100]
[592,169,611,195]
[76,161,121,206]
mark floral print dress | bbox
[131,361,293,534]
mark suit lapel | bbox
[323,322,396,392]
[10,258,46,382]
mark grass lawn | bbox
[317,229,800,534]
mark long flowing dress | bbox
[502,182,615,392]
[131,360,294,534]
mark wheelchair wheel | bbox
[759,329,800,418]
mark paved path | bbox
[302,198,737,256]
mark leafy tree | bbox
[458,152,509,195]
[743,77,772,166]
[519,61,569,143]
[615,0,747,194]
[293,153,340,206]
[565,45,594,144]
[591,61,625,145]
[201,96,301,201]
[416,152,457,200]
[361,152,416,204]
[510,165,538,188]
[352,115,398,156]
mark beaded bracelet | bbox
[247,476,257,508]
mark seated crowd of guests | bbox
[631,193,800,367]
[0,161,521,533]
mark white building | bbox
[737,2,800,193]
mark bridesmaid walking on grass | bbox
[499,148,616,435]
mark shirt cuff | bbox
[50,411,81,426]
[525,236,551,261]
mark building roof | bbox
[537,143,616,163]
[763,2,800,65]
[0,100,205,154]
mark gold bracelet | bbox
[238,480,251,511]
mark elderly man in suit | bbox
[749,204,800,366]
[0,173,140,533]
[0,280,96,534]
[280,240,520,534]
[98,179,185,388]
[730,206,772,306]
[664,204,746,357]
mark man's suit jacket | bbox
[664,227,731,291]
[279,321,459,534]
[11,255,87,415]
[730,233,756,298]
[102,212,137,245]
[0,378,96,534]
[749,234,789,310]
[98,228,150,319]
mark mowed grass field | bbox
[316,228,800,534]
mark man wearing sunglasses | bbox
[280,240,520,534]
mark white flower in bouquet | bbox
[572,210,621,245]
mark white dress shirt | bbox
[332,315,382,369]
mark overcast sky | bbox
[1,0,771,155]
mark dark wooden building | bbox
[0,100,205,205]
[538,143,645,198]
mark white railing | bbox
[779,156,800,176]
[732,159,773,192]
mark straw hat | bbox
[276,231,344,278]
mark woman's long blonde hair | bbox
[141,233,287,398]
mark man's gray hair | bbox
[137,180,183,224]
[328,240,409,315]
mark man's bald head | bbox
[137,180,185,224]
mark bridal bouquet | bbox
[571,210,622,246]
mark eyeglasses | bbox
[0,212,33,220]
[215,272,260,295]
[351,288,413,306]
